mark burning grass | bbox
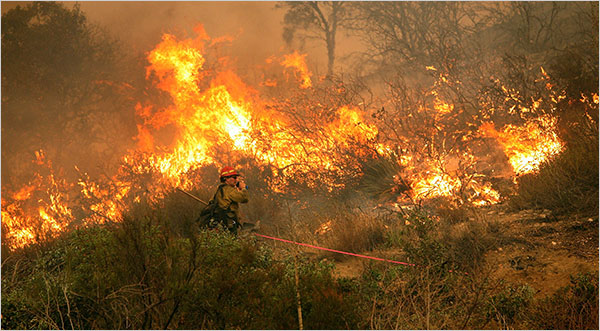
[2,22,595,260]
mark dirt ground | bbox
[327,205,599,298]
[483,208,598,297]
[255,202,598,300]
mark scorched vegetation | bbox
[2,2,598,330]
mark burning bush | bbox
[3,13,588,251]
[507,92,599,215]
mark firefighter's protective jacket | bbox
[215,184,249,221]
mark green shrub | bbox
[1,211,362,330]
[485,283,534,329]
[524,272,599,330]
[351,208,502,330]
[398,209,448,267]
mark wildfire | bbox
[135,29,256,189]
[1,25,570,250]
[433,97,454,114]
[1,202,36,249]
[77,173,130,223]
[479,115,564,175]
[281,51,312,88]
[136,27,380,191]
[13,185,36,201]
[412,169,461,200]
[315,220,333,235]
[406,162,500,206]
[1,150,73,248]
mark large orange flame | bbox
[479,115,564,175]
[1,26,570,250]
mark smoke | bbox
[74,2,286,71]
[0,1,288,184]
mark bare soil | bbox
[328,206,599,297]
[484,208,598,297]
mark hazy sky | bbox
[2,1,288,66]
[78,2,284,54]
[2,1,366,79]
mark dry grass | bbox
[319,211,388,255]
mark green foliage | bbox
[352,209,489,329]
[398,209,448,267]
[1,211,362,329]
[525,272,599,330]
[2,202,596,330]
[485,283,534,329]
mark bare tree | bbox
[277,1,354,77]
[354,2,486,73]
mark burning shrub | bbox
[510,107,599,215]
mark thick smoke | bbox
[0,2,289,186]
[76,2,287,71]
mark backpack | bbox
[196,184,237,230]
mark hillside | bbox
[322,205,598,299]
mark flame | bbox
[2,25,573,249]
[315,220,333,235]
[479,115,564,175]
[13,185,36,201]
[469,181,501,206]
[4,28,382,249]
[133,27,379,193]
[412,169,461,200]
[281,51,312,88]
[433,97,454,114]
[326,106,378,148]
[407,169,500,206]
[1,151,73,248]
[1,202,36,248]
[136,29,255,188]
[77,174,130,223]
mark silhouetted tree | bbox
[277,1,354,77]
[355,2,486,73]
[2,2,138,185]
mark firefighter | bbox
[213,166,249,234]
